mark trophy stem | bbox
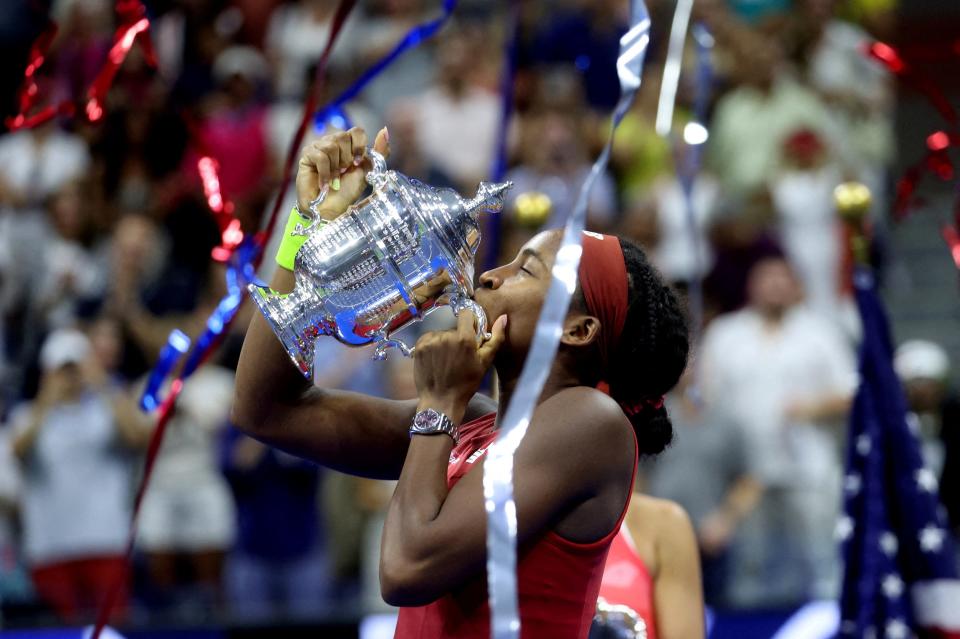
[248,283,330,379]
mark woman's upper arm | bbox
[653,502,706,639]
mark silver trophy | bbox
[591,598,648,639]
[250,150,511,378]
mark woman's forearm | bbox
[379,396,466,602]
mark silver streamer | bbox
[655,0,695,137]
[482,3,651,637]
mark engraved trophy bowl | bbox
[249,150,512,379]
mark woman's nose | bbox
[479,270,501,289]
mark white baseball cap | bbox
[894,339,950,382]
[39,328,91,371]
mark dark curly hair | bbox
[577,237,690,455]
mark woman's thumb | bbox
[373,126,390,159]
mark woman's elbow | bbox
[230,390,268,437]
[379,555,436,607]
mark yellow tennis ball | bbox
[513,191,552,229]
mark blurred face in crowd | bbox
[524,110,582,172]
[436,35,473,92]
[50,181,87,241]
[747,257,802,318]
[89,317,123,374]
[112,214,157,275]
[47,363,86,402]
[904,378,946,414]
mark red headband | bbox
[578,232,629,374]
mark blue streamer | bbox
[139,237,263,410]
[140,329,190,412]
[482,0,521,272]
[482,3,651,638]
[313,0,457,132]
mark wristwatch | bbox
[410,408,459,444]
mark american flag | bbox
[838,268,960,639]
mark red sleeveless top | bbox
[394,413,638,639]
[598,526,658,639]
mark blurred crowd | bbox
[0,0,958,629]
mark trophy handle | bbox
[372,334,414,361]
[448,291,492,344]
[366,149,389,190]
[370,292,491,361]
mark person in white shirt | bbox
[11,328,149,622]
[699,256,857,607]
[137,364,237,609]
[398,31,500,190]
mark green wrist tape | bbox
[275,207,316,271]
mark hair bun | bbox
[628,405,673,456]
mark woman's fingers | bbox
[478,315,508,365]
[457,307,477,341]
[349,127,369,163]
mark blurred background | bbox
[0,0,959,637]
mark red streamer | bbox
[5,0,155,131]
[869,40,960,271]
[262,0,359,248]
[197,155,243,261]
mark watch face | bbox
[414,409,440,430]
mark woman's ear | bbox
[560,314,600,348]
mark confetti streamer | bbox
[84,0,157,123]
[655,0,695,137]
[313,0,457,133]
[481,0,521,272]
[6,0,155,131]
[261,0,359,246]
[867,40,960,273]
[482,3,651,637]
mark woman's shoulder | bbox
[540,386,628,425]
[627,496,696,548]
[626,495,698,574]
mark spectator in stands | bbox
[531,0,629,111]
[0,415,29,615]
[505,99,618,231]
[137,363,236,614]
[769,129,850,327]
[397,28,500,190]
[699,256,857,607]
[643,367,762,606]
[10,328,149,622]
[222,428,327,618]
[894,340,959,540]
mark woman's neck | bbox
[493,364,582,429]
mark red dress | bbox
[597,526,658,638]
[394,413,638,639]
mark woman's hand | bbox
[296,126,390,220]
[414,312,507,422]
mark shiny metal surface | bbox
[249,150,511,378]
[593,598,649,639]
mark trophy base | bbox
[248,283,327,379]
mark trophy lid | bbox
[456,180,512,255]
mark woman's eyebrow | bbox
[520,248,548,270]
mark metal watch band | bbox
[409,408,459,444]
